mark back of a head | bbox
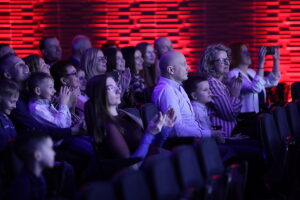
[14,131,50,163]
[0,43,15,59]
[159,50,183,76]
[39,36,55,51]
[71,35,92,54]
[154,37,173,57]
[0,79,19,99]
[26,72,52,97]
[101,40,118,51]
[0,54,17,79]
[228,42,245,69]
[121,46,135,72]
[23,54,40,73]
[103,47,118,72]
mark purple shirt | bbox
[207,77,242,137]
[152,77,211,138]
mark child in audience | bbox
[10,132,55,200]
[27,72,72,128]
[184,74,215,133]
[0,79,19,151]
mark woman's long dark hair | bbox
[85,73,117,145]
[103,47,118,72]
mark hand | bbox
[58,86,71,105]
[163,108,177,127]
[147,112,165,135]
[211,130,225,144]
[258,46,266,68]
[71,121,84,136]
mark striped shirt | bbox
[207,77,242,137]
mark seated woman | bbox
[228,43,280,113]
[80,48,107,80]
[197,44,243,138]
[85,74,175,160]
[23,54,50,74]
[103,47,131,96]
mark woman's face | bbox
[96,50,107,75]
[240,44,252,66]
[39,58,50,74]
[144,45,156,65]
[106,77,121,107]
[77,70,87,93]
[115,50,125,72]
[134,50,144,73]
[212,50,230,77]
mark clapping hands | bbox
[147,108,177,135]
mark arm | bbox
[30,103,71,128]
[210,80,241,121]
[11,99,71,140]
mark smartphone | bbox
[266,46,275,55]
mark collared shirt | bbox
[130,74,146,93]
[0,113,16,151]
[28,98,72,128]
[207,77,242,137]
[191,101,212,133]
[228,68,280,113]
[152,77,211,138]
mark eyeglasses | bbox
[106,85,120,93]
[96,56,107,63]
[64,71,77,77]
[212,58,230,64]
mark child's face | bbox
[38,78,56,101]
[0,93,19,115]
[38,137,55,168]
[192,80,212,104]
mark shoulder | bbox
[228,68,241,78]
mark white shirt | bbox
[191,101,212,134]
[228,68,280,113]
[29,99,72,128]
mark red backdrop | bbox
[1,0,300,86]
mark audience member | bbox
[0,79,19,151]
[198,44,243,137]
[39,37,62,66]
[136,42,156,87]
[101,40,119,50]
[10,132,55,200]
[80,48,107,80]
[0,43,15,59]
[70,35,92,68]
[85,74,176,160]
[152,50,224,141]
[23,54,50,74]
[27,72,72,128]
[228,43,280,113]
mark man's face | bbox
[171,54,190,83]
[42,38,62,63]
[0,93,19,115]
[9,56,30,82]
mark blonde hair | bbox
[80,48,102,80]
[197,44,231,79]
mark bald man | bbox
[152,50,224,140]
[70,35,92,68]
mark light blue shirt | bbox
[152,77,211,138]
[191,101,212,133]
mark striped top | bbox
[207,77,242,137]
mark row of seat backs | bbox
[80,138,247,200]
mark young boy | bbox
[0,79,19,151]
[27,72,72,128]
[10,132,55,200]
[184,74,225,143]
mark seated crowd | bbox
[0,36,283,199]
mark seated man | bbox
[39,37,62,66]
[152,50,223,141]
[70,35,92,68]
